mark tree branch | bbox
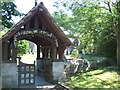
[104,1,112,13]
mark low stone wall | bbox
[52,59,111,82]
[88,59,115,69]
[2,63,18,88]
[65,59,115,75]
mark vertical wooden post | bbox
[34,14,39,29]
[50,47,52,59]
[37,45,40,59]
[44,47,49,58]
[51,45,57,60]
[25,21,30,29]
[2,41,9,62]
[58,45,66,60]
[12,42,17,62]
[8,42,11,60]
[41,47,45,59]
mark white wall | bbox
[2,63,18,88]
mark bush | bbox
[70,49,79,58]
[17,40,29,56]
[97,37,116,58]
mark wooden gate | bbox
[18,60,35,87]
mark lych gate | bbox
[1,2,72,88]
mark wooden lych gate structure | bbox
[1,2,72,87]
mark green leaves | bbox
[53,0,117,56]
[1,2,23,28]
[18,40,29,56]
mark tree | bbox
[17,40,29,56]
[0,1,29,56]
[114,1,120,66]
[53,0,118,62]
[101,0,120,66]
[0,1,23,28]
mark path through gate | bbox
[18,60,35,87]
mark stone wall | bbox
[2,63,18,88]
[0,63,2,89]
[53,62,67,83]
[65,59,115,76]
[0,62,2,90]
[0,61,2,89]
[0,41,2,89]
[0,77,2,90]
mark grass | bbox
[66,66,120,88]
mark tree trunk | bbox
[117,8,120,66]
[117,31,120,66]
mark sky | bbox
[13,0,58,23]
[12,0,117,24]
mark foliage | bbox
[0,1,23,28]
[80,54,107,61]
[70,48,79,58]
[53,0,117,57]
[66,66,120,88]
[17,40,29,56]
[0,31,5,37]
[0,1,29,56]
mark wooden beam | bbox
[37,45,40,59]
[34,14,39,29]
[38,12,46,30]
[2,41,9,62]
[57,45,66,60]
[25,21,30,29]
[44,47,49,58]
[41,47,45,58]
[3,9,38,41]
[8,42,11,60]
[11,42,17,62]
[51,45,57,60]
